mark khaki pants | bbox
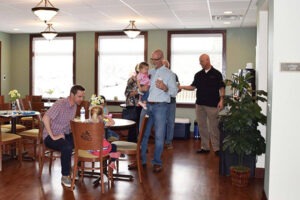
[195,105,220,151]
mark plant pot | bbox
[230,166,250,187]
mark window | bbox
[96,33,147,102]
[30,34,75,99]
[168,30,226,104]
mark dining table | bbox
[0,110,40,134]
[0,110,40,160]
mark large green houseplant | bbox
[221,72,267,187]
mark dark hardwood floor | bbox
[0,138,264,200]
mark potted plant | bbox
[221,72,267,187]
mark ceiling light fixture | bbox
[224,11,233,15]
[41,23,58,40]
[32,0,59,22]
[123,20,141,39]
[212,15,243,21]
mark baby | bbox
[89,105,120,170]
[136,62,150,110]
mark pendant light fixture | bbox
[41,23,58,40]
[123,20,141,39]
[32,0,59,22]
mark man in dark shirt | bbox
[180,54,225,155]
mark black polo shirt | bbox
[191,67,225,107]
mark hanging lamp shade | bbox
[32,0,59,22]
[41,23,58,40]
[123,20,141,39]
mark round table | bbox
[109,118,136,130]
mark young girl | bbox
[136,62,150,110]
[89,105,120,170]
[98,95,120,141]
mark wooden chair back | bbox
[0,103,11,124]
[71,121,105,152]
[31,102,45,112]
[20,98,31,110]
[137,115,149,150]
[26,95,42,102]
[0,95,4,104]
[0,103,11,110]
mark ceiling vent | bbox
[212,15,243,21]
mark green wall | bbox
[11,34,30,97]
[0,32,11,99]
[2,27,256,127]
[226,28,257,78]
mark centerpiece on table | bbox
[8,89,21,110]
[90,94,105,106]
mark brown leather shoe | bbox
[152,164,162,173]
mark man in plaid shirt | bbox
[42,85,85,188]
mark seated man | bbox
[42,85,85,188]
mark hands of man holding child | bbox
[156,79,168,92]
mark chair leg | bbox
[0,145,2,172]
[18,140,22,167]
[71,157,78,190]
[92,162,95,176]
[80,162,85,182]
[100,166,105,194]
[38,150,45,178]
[116,159,119,173]
[49,151,53,173]
[33,139,37,159]
[136,153,142,183]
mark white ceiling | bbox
[0,0,258,34]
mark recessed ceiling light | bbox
[13,28,20,31]
[212,15,243,21]
[224,11,233,14]
[223,21,231,25]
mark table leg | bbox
[11,117,17,134]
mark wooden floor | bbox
[0,138,264,200]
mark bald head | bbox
[151,49,164,69]
[199,54,211,70]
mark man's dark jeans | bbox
[44,134,74,176]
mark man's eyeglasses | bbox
[150,57,162,61]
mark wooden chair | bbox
[0,103,27,133]
[0,95,4,104]
[25,95,42,103]
[0,122,22,171]
[38,116,61,177]
[112,115,148,183]
[18,114,42,160]
[70,120,111,193]
[20,98,36,129]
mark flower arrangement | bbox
[45,89,54,95]
[90,94,105,106]
[8,89,21,102]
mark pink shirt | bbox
[137,73,150,86]
[43,97,77,139]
